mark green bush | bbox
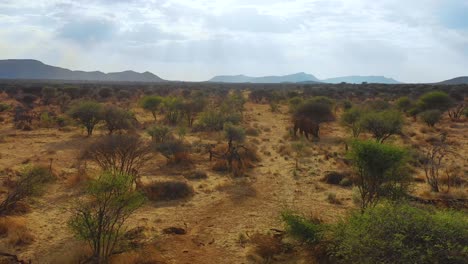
[281,211,323,245]
[360,110,403,143]
[196,110,241,131]
[419,109,442,127]
[330,203,468,264]
[417,91,453,112]
[348,140,411,210]
[395,96,412,112]
[147,125,171,143]
[101,105,134,134]
[140,95,162,120]
[340,107,363,137]
[69,172,145,263]
[0,103,11,112]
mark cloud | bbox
[0,0,467,82]
[57,18,116,44]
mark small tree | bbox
[348,140,410,210]
[140,95,162,120]
[340,107,363,138]
[291,140,306,169]
[42,87,57,105]
[101,105,134,134]
[68,101,102,136]
[162,97,183,125]
[69,172,145,263]
[224,123,246,150]
[421,133,455,192]
[360,110,403,143]
[180,97,206,127]
[419,109,442,127]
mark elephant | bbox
[293,116,320,140]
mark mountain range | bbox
[209,73,400,84]
[0,59,467,84]
[0,59,164,82]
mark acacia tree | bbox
[140,95,162,121]
[417,91,453,113]
[68,101,102,136]
[348,140,411,211]
[360,110,403,143]
[69,172,145,263]
[180,97,206,127]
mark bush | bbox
[281,211,323,245]
[340,107,363,137]
[153,140,188,163]
[395,96,412,112]
[81,135,151,178]
[147,125,171,143]
[184,170,208,180]
[196,110,241,131]
[143,181,194,201]
[0,103,11,112]
[330,203,468,264]
[0,165,54,215]
[67,101,102,136]
[360,110,403,143]
[348,140,411,210]
[417,91,453,112]
[69,172,145,263]
[101,105,134,134]
[419,109,442,127]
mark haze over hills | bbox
[438,76,468,85]
[209,73,401,84]
[0,59,165,82]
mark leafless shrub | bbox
[143,181,194,201]
[81,134,151,179]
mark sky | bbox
[0,0,467,83]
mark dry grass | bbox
[110,246,166,264]
[0,216,34,246]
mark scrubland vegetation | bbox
[0,80,466,263]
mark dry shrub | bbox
[183,170,207,180]
[0,216,34,246]
[172,152,192,165]
[321,171,348,185]
[212,160,229,172]
[245,127,260,136]
[144,181,194,201]
[110,246,166,264]
[249,233,283,262]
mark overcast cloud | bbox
[0,0,467,82]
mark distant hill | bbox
[438,76,468,85]
[208,73,402,84]
[0,59,165,82]
[208,72,321,83]
[322,76,401,84]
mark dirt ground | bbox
[0,101,466,263]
